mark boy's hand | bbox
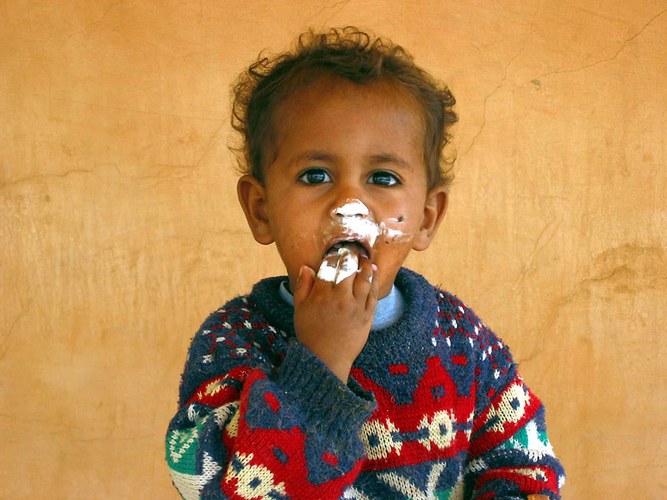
[293,256,379,382]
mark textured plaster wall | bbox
[1,1,666,498]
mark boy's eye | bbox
[369,171,400,186]
[298,168,331,184]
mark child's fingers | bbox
[293,265,316,305]
[365,263,379,311]
[352,256,374,298]
[353,259,378,314]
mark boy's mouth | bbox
[322,238,371,260]
[318,239,368,284]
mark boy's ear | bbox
[237,175,274,245]
[412,186,448,251]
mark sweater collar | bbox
[277,280,405,331]
[246,268,438,345]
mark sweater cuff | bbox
[278,339,376,438]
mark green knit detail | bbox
[497,420,550,452]
[166,416,209,475]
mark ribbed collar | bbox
[246,268,439,364]
[277,280,405,331]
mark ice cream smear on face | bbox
[316,199,411,284]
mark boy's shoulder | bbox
[397,268,493,336]
[403,270,510,363]
[197,276,293,336]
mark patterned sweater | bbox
[166,268,565,499]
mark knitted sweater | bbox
[166,268,565,499]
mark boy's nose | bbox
[332,198,371,218]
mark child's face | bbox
[239,77,447,298]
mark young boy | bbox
[166,27,565,499]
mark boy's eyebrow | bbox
[368,153,412,170]
[293,151,337,164]
[292,151,412,170]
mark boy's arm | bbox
[464,330,565,499]
[165,305,376,499]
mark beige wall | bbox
[2,1,666,498]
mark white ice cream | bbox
[333,199,370,217]
[379,218,412,244]
[317,245,359,284]
[332,201,381,247]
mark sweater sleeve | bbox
[464,329,565,499]
[165,302,376,499]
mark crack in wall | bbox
[533,8,667,80]
[458,2,542,159]
[459,44,528,159]
[511,219,559,292]
[0,168,97,189]
[65,1,125,41]
[305,0,353,27]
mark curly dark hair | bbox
[231,27,457,189]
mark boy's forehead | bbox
[282,74,418,109]
[278,87,422,146]
[273,75,425,138]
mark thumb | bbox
[293,265,316,305]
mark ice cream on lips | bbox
[316,199,411,284]
[316,245,361,284]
